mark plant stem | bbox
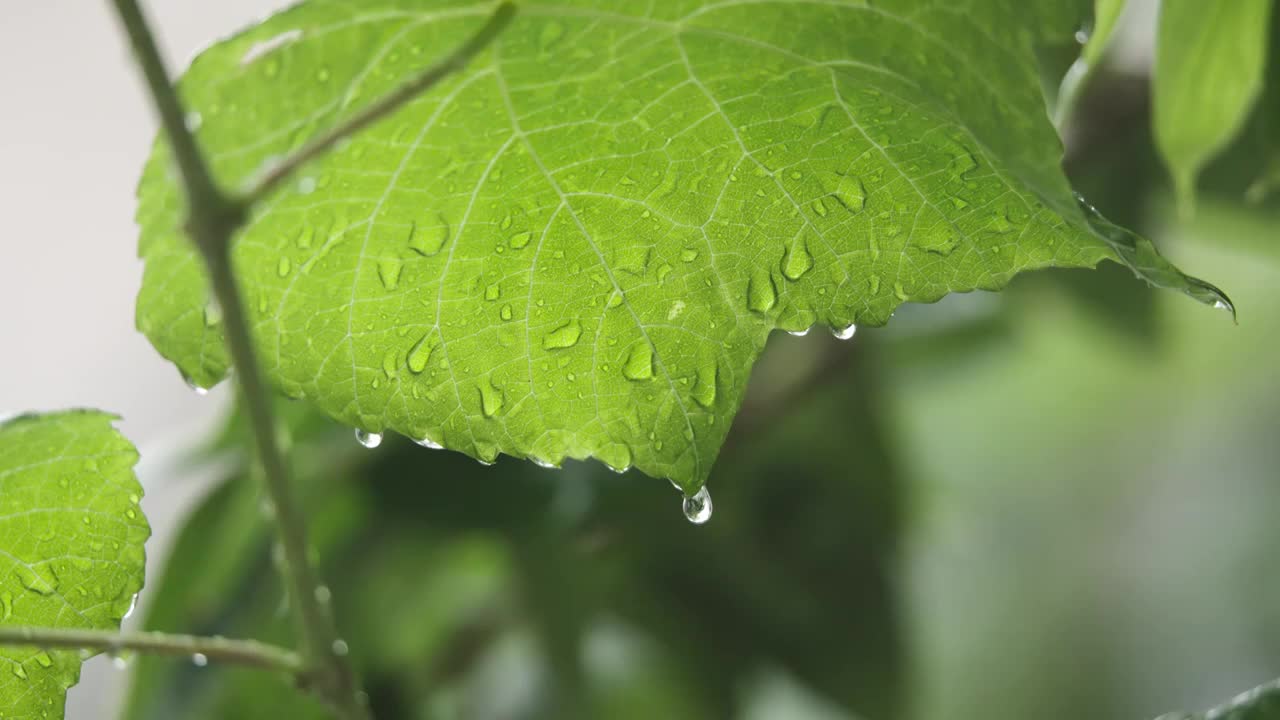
[108,1,366,717]
[242,1,516,204]
[0,627,303,675]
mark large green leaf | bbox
[136,0,1229,491]
[1154,0,1274,211]
[0,411,150,719]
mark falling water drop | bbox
[355,429,383,448]
[332,639,350,657]
[682,487,713,524]
[192,653,209,667]
[832,323,857,340]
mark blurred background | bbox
[1,1,1278,719]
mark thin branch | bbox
[0,627,303,675]
[241,1,517,204]
[107,1,367,717]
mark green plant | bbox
[2,0,1277,718]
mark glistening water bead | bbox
[683,487,713,524]
[355,429,382,448]
[832,323,857,340]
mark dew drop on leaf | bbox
[542,320,583,350]
[509,231,533,249]
[34,652,53,669]
[500,304,514,321]
[377,258,402,290]
[747,269,777,314]
[355,429,382,448]
[276,257,292,277]
[479,377,504,417]
[406,333,434,374]
[781,236,813,281]
[14,565,59,596]
[484,283,501,301]
[682,486,713,524]
[822,171,866,213]
[623,343,655,381]
[408,217,449,256]
[692,364,717,409]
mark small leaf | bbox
[136,0,1228,491]
[1154,0,1274,212]
[0,411,150,719]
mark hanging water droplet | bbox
[355,429,382,448]
[182,372,210,396]
[623,343,655,381]
[787,328,810,337]
[682,487,713,524]
[832,323,857,340]
[192,653,209,667]
[414,435,443,450]
[111,652,129,670]
[531,457,558,469]
[542,320,583,350]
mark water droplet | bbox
[34,652,52,669]
[500,304,514,321]
[478,377,504,417]
[332,639,350,657]
[747,269,777,314]
[297,176,317,195]
[822,171,866,213]
[14,565,59,596]
[531,457,558,469]
[682,487,713,524]
[11,664,28,680]
[680,248,699,262]
[787,328,810,337]
[782,235,813,281]
[810,198,829,217]
[407,333,434,374]
[509,231,532,249]
[192,653,208,667]
[276,257,292,277]
[414,435,443,450]
[182,372,210,396]
[692,364,717,409]
[542,320,582,350]
[111,653,129,670]
[484,283,501,301]
[623,344,654,381]
[0,591,11,621]
[355,429,382,448]
[184,112,203,132]
[409,216,450,256]
[202,300,223,327]
[377,257,402,290]
[314,585,332,604]
[832,323,857,340]
[122,592,139,620]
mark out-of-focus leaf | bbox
[137,0,1228,495]
[1155,678,1280,719]
[0,411,150,720]
[1154,0,1274,211]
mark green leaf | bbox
[136,0,1229,491]
[1154,0,1275,211]
[0,411,150,719]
